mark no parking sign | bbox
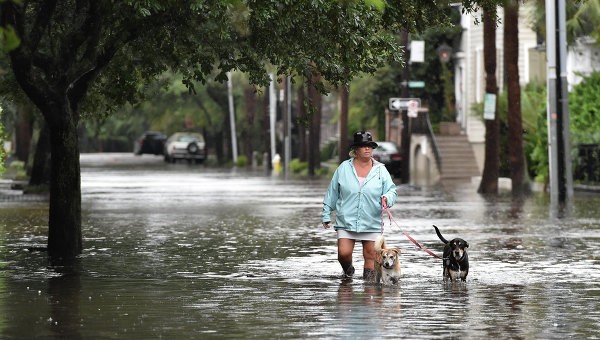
[407,99,419,118]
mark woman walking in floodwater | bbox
[321,131,397,281]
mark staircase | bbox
[434,135,480,181]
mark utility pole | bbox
[227,72,238,163]
[284,76,292,177]
[269,73,277,169]
[400,30,410,184]
[546,0,573,210]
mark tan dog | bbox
[375,235,401,285]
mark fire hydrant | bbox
[272,153,281,174]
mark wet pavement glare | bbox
[1,153,599,339]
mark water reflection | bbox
[0,154,599,338]
[48,270,82,339]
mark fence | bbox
[574,144,600,184]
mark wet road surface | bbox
[1,153,599,338]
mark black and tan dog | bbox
[375,235,401,285]
[433,225,469,281]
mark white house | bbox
[454,6,538,170]
[455,4,600,172]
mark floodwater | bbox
[1,153,599,339]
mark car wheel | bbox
[187,142,199,154]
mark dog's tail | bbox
[433,225,448,244]
[375,234,386,252]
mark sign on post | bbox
[389,98,421,111]
[483,93,496,120]
[408,81,425,88]
[407,99,420,118]
[410,40,425,63]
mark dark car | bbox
[372,141,402,177]
[133,131,167,155]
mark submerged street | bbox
[1,153,599,338]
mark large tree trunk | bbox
[28,120,51,187]
[297,83,307,162]
[46,108,83,262]
[2,1,119,262]
[15,105,33,162]
[307,74,322,177]
[478,6,500,194]
[262,90,271,167]
[338,84,349,164]
[243,85,256,165]
[504,0,530,196]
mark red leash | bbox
[381,198,442,260]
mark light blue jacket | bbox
[322,158,398,233]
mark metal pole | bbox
[400,30,411,184]
[557,0,573,203]
[269,73,277,165]
[227,72,238,163]
[545,0,559,204]
[546,0,573,210]
[284,76,292,177]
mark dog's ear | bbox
[464,241,469,248]
[392,248,401,255]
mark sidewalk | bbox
[0,179,48,202]
[574,183,600,194]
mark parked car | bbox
[163,132,206,164]
[372,141,402,177]
[133,131,167,155]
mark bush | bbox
[320,140,337,162]
[570,72,600,145]
[5,160,27,180]
[235,155,248,167]
[569,72,600,182]
[470,81,549,183]
[290,159,308,174]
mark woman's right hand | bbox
[322,222,330,229]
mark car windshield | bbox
[178,136,197,142]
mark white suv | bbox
[163,132,206,164]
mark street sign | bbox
[407,99,420,117]
[408,81,425,88]
[389,97,421,111]
[483,93,496,120]
[410,40,425,63]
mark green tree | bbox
[504,0,530,196]
[523,73,600,187]
[342,6,464,142]
[528,0,600,44]
[471,82,548,187]
[1,0,498,262]
[478,4,500,194]
[570,72,600,145]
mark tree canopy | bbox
[0,0,504,261]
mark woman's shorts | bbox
[337,230,380,241]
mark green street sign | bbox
[408,81,425,88]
